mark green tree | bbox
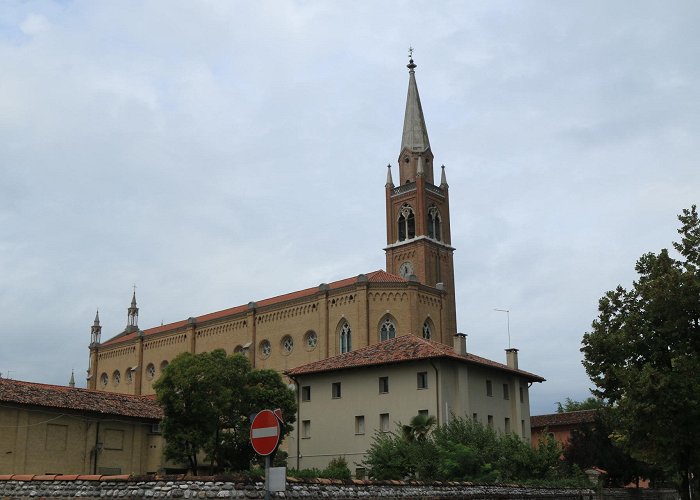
[401,413,437,442]
[563,409,658,487]
[154,349,296,475]
[555,397,605,413]
[581,206,700,499]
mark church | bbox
[87,56,460,397]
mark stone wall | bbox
[601,488,678,500]
[0,474,595,499]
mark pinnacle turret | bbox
[126,288,139,333]
[90,309,102,345]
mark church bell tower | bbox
[384,54,458,338]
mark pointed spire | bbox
[126,286,139,333]
[90,309,102,345]
[440,164,448,188]
[69,370,75,388]
[385,164,394,187]
[401,50,431,154]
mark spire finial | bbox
[69,370,76,388]
[94,309,100,326]
[407,46,416,72]
[386,164,394,187]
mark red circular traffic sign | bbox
[250,409,281,456]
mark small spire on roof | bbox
[69,370,76,388]
[440,164,448,187]
[93,309,100,326]
[386,164,394,187]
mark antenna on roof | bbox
[493,308,511,348]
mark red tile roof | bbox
[530,410,597,429]
[101,270,406,347]
[285,334,545,382]
[0,378,163,420]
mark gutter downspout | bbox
[429,360,440,424]
[93,420,101,475]
[288,374,301,470]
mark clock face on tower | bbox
[399,261,414,279]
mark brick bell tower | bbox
[384,54,458,339]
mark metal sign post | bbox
[250,409,286,499]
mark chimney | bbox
[453,333,467,355]
[505,348,519,369]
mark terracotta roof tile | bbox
[285,334,545,382]
[0,378,162,420]
[530,410,597,428]
[101,270,405,347]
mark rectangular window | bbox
[355,468,366,479]
[472,413,478,422]
[486,380,493,397]
[302,420,311,439]
[332,382,341,399]
[379,376,389,394]
[380,413,390,433]
[487,415,494,428]
[503,383,510,400]
[418,409,429,418]
[301,385,311,402]
[505,417,511,433]
[355,415,365,435]
[520,386,524,403]
[417,371,428,389]
[521,420,526,436]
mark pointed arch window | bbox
[422,320,432,340]
[398,204,416,242]
[340,322,352,353]
[380,318,396,342]
[428,206,442,241]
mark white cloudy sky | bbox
[1,1,698,415]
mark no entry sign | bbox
[250,409,281,456]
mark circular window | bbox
[112,370,121,386]
[100,372,108,387]
[281,335,294,354]
[126,369,133,384]
[160,360,169,372]
[146,363,156,380]
[304,331,318,350]
[259,339,271,358]
[233,345,243,354]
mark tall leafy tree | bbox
[581,206,700,499]
[154,349,296,474]
[555,396,605,413]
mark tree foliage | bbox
[555,397,605,413]
[581,206,700,498]
[562,408,660,487]
[154,349,296,474]
[362,415,585,485]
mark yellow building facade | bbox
[0,378,164,475]
[87,58,459,396]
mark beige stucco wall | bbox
[92,282,445,396]
[0,405,164,475]
[289,356,534,474]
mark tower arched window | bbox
[398,204,416,242]
[379,318,396,342]
[428,206,442,241]
[340,322,352,353]
[422,320,433,340]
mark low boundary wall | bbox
[0,474,595,499]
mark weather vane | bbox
[408,46,414,59]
